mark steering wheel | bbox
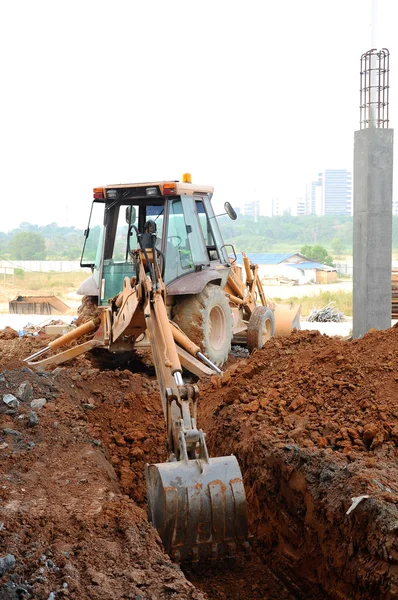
[167,236,182,248]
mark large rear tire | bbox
[173,284,233,366]
[247,306,275,352]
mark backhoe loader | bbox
[25,174,300,563]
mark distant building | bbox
[306,170,352,216]
[323,169,352,215]
[306,174,323,215]
[242,200,260,219]
[271,198,281,217]
[295,197,309,216]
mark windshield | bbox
[81,195,224,289]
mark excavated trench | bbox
[77,357,313,600]
[76,329,398,599]
[198,329,398,599]
[1,327,398,599]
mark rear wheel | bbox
[173,284,233,366]
[247,306,275,352]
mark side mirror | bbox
[224,202,237,220]
[126,206,136,225]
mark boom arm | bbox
[137,234,248,563]
[125,231,209,462]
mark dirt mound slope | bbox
[199,328,398,599]
[0,327,18,341]
[0,358,204,599]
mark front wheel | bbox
[173,284,233,366]
[247,306,275,352]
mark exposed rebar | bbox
[360,48,390,129]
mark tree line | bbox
[2,215,398,261]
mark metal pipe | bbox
[197,352,222,374]
[23,346,49,362]
[170,322,223,374]
[174,372,183,386]
[24,318,100,363]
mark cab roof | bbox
[100,181,214,194]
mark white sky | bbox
[0,0,397,231]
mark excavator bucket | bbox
[273,302,302,337]
[146,455,249,564]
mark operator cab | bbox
[78,175,236,305]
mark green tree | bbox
[300,244,334,266]
[331,237,344,257]
[8,232,46,260]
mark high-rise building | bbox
[306,170,352,216]
[242,200,260,219]
[323,169,352,215]
[271,197,280,217]
[295,198,308,216]
[306,174,323,215]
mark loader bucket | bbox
[273,302,301,337]
[146,455,249,564]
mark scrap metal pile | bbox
[307,301,345,322]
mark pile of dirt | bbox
[0,358,203,599]
[0,327,18,341]
[202,327,398,458]
[75,296,101,327]
[199,328,398,599]
[2,327,398,599]
[0,334,52,367]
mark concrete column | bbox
[353,127,394,338]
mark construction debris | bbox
[18,318,75,336]
[307,301,345,322]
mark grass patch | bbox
[14,270,89,292]
[274,290,353,317]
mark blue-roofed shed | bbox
[286,261,335,270]
[233,253,307,266]
[232,253,337,285]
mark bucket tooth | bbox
[210,542,218,564]
[244,540,252,560]
[227,541,236,558]
[192,546,199,568]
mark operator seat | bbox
[143,220,180,280]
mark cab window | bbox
[164,198,195,284]
[195,199,219,261]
